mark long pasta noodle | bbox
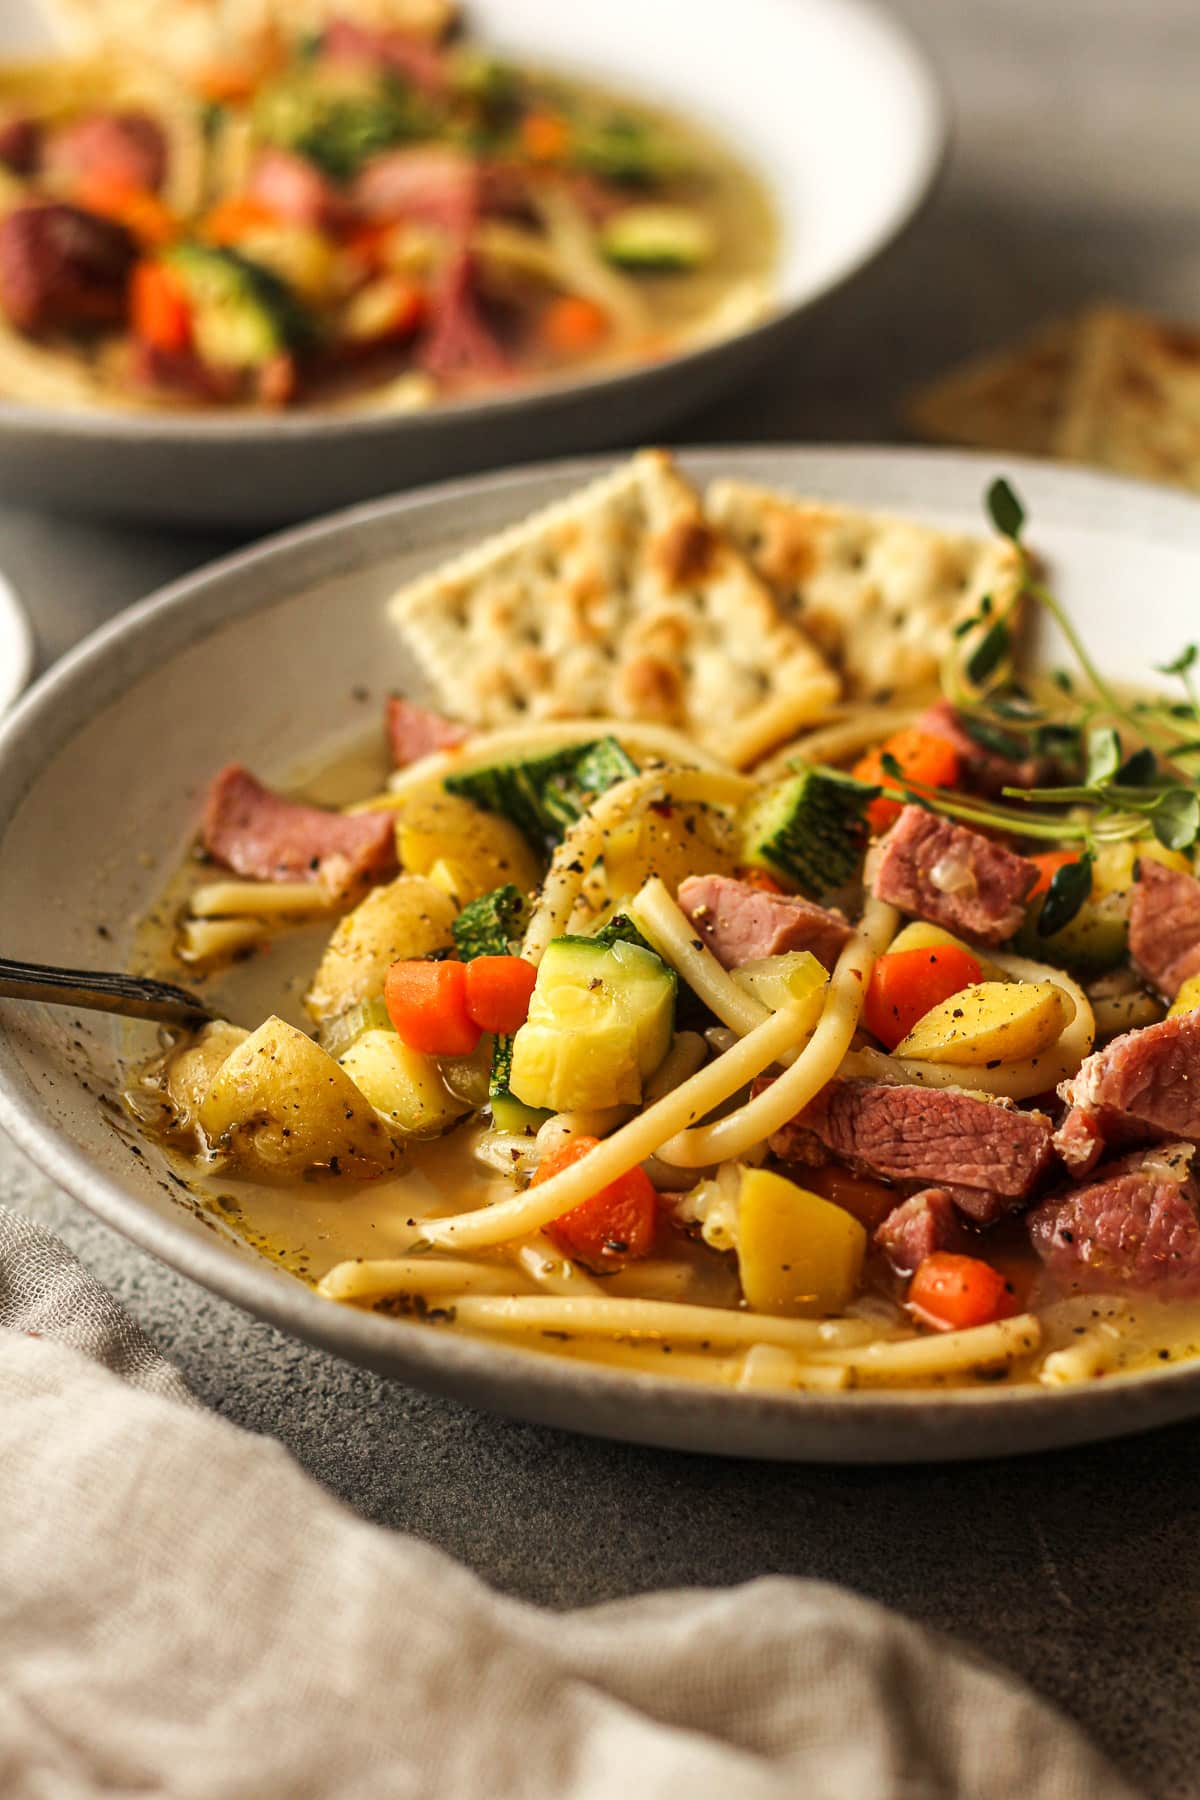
[652,897,898,1169]
[420,996,821,1252]
[438,1294,879,1350]
[318,1257,517,1303]
[805,1313,1043,1381]
[629,878,771,1037]
[189,879,344,919]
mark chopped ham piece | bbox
[1029,1144,1200,1297]
[1057,1012,1200,1163]
[871,804,1036,946]
[418,247,511,382]
[202,764,396,894]
[1128,857,1200,999]
[352,146,477,228]
[131,341,240,403]
[768,1078,1054,1220]
[248,149,342,227]
[875,1188,965,1275]
[918,699,1050,798]
[0,203,135,331]
[321,19,448,94]
[677,874,853,973]
[44,111,167,195]
[1052,1102,1153,1179]
[387,696,468,766]
[0,115,40,175]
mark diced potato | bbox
[1169,973,1200,1018]
[305,874,456,1023]
[895,979,1072,1066]
[886,920,1004,983]
[197,1016,398,1179]
[1092,838,1191,901]
[731,950,828,1022]
[339,1028,471,1137]
[162,1020,249,1133]
[737,1167,866,1317]
[394,790,540,902]
[233,225,339,302]
[1018,840,1193,979]
[582,804,738,919]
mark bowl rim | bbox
[7,441,1200,1458]
[0,0,948,447]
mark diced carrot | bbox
[464,954,537,1034]
[535,1135,659,1269]
[540,294,609,354]
[863,943,983,1051]
[519,111,570,163]
[384,959,481,1056]
[1028,850,1079,899]
[78,175,177,247]
[130,259,192,353]
[907,1252,1018,1332]
[344,221,396,271]
[853,727,962,833]
[194,61,259,105]
[202,194,281,244]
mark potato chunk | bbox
[394,790,541,902]
[162,1020,249,1134]
[197,1016,398,1179]
[737,1167,865,1317]
[338,1029,470,1138]
[895,979,1072,1066]
[305,874,456,1024]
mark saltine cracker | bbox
[907,318,1080,459]
[705,479,1024,701]
[1053,305,1200,491]
[390,450,839,768]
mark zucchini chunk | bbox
[165,242,314,371]
[601,204,715,271]
[444,736,639,853]
[509,935,675,1112]
[740,764,877,898]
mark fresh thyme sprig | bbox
[984,478,1200,769]
[857,479,1200,936]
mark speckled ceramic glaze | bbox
[0,0,943,526]
[4,447,1200,1460]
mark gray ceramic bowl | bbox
[0,0,943,526]
[4,445,1200,1460]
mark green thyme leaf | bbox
[1152,789,1200,852]
[1037,853,1093,937]
[1118,746,1158,786]
[965,618,1011,687]
[1085,726,1122,787]
[986,477,1025,542]
[1156,644,1198,678]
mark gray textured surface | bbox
[4,2,1199,1794]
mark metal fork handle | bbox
[0,956,212,1027]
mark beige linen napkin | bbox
[0,1205,1137,1800]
